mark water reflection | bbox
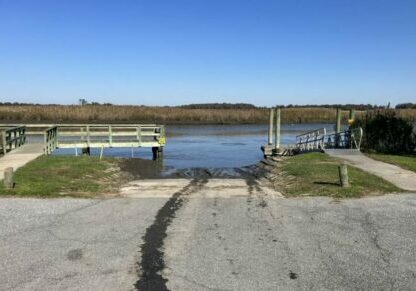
[43,124,333,169]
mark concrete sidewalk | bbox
[325,149,416,191]
[0,143,44,180]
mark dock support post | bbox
[275,107,281,151]
[339,163,349,187]
[4,167,14,189]
[349,109,356,125]
[336,108,341,134]
[268,108,274,145]
[86,125,90,148]
[109,125,113,147]
[1,132,6,155]
[100,146,104,160]
[82,147,91,156]
[152,147,158,160]
[335,108,341,147]
[152,147,163,160]
[43,131,48,155]
[13,130,16,150]
[137,126,142,146]
[54,126,58,149]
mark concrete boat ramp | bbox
[2,180,416,290]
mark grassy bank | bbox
[0,152,404,198]
[277,152,400,198]
[0,156,124,197]
[366,153,416,173]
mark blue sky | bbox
[0,0,415,106]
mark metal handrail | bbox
[295,126,363,152]
[323,127,363,150]
[296,128,326,152]
[296,127,326,139]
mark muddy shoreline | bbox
[119,156,279,180]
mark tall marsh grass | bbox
[0,105,414,124]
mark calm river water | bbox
[48,123,334,169]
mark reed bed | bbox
[0,105,414,124]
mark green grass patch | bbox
[366,153,416,173]
[0,156,122,197]
[279,152,400,198]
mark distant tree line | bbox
[0,101,413,110]
[179,103,387,110]
[0,102,44,106]
[279,104,386,110]
[395,103,416,109]
[78,99,113,106]
[178,103,258,109]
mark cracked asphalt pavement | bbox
[1,178,416,290]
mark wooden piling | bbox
[275,107,281,150]
[99,146,104,160]
[1,132,6,155]
[152,147,159,160]
[4,167,14,189]
[268,108,274,145]
[86,125,90,148]
[108,125,113,147]
[82,147,91,156]
[339,163,349,187]
[151,146,164,160]
[336,108,341,134]
[137,126,142,146]
[349,109,355,120]
[348,109,356,128]
[335,108,342,147]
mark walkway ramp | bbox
[325,149,416,191]
[0,143,44,180]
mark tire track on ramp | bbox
[135,178,208,291]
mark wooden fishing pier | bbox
[1,123,166,159]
